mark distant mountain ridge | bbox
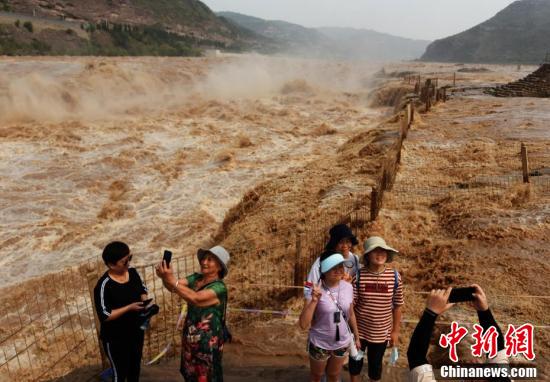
[0,1,432,59]
[219,11,430,61]
[217,12,333,55]
[317,27,430,61]
[0,0,273,55]
[421,0,550,63]
[4,0,250,43]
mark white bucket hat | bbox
[197,245,230,278]
[362,236,398,263]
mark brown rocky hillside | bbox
[4,0,253,43]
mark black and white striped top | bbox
[93,267,148,341]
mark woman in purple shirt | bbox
[299,252,362,382]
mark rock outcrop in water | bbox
[486,64,550,97]
[421,0,550,63]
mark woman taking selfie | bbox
[156,245,230,382]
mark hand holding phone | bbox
[163,250,173,267]
[448,287,476,303]
[471,284,489,311]
[141,298,153,307]
[426,288,454,314]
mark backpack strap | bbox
[355,268,361,301]
[392,269,399,307]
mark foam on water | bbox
[0,55,381,287]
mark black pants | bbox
[348,340,388,380]
[102,333,144,382]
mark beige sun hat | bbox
[362,236,399,263]
[197,245,230,278]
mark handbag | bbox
[222,295,232,343]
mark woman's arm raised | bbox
[299,282,321,330]
[172,284,221,307]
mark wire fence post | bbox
[294,234,303,290]
[453,72,456,87]
[370,187,378,221]
[87,270,108,369]
[424,79,432,112]
[521,143,530,183]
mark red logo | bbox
[471,324,499,359]
[505,324,535,361]
[364,283,389,293]
[439,323,536,362]
[439,321,469,362]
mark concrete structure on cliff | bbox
[486,64,550,98]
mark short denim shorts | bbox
[308,341,348,362]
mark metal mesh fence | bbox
[0,103,413,381]
[2,98,546,381]
[0,262,102,381]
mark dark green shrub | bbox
[23,21,33,33]
[1,0,10,12]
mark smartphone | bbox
[163,250,172,266]
[141,298,153,307]
[448,287,476,303]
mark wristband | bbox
[425,308,438,317]
[173,280,179,292]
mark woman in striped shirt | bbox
[349,236,404,382]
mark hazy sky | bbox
[202,0,518,41]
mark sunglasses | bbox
[121,254,133,266]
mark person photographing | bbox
[407,284,511,382]
[156,245,230,382]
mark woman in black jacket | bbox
[94,241,150,382]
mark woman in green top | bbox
[156,246,230,382]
